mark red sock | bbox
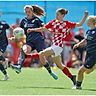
[26,53,39,59]
[62,67,73,79]
[66,60,73,68]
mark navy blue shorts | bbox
[26,36,46,52]
[84,52,96,69]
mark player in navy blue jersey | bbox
[73,15,96,89]
[11,5,58,80]
[0,21,10,80]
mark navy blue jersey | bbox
[20,16,44,43]
[86,28,96,54]
[0,21,10,46]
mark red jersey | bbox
[45,20,76,48]
[63,30,75,46]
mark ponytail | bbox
[32,5,45,16]
[24,5,45,17]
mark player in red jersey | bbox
[26,8,88,85]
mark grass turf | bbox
[0,67,96,95]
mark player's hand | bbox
[8,37,15,42]
[73,43,79,50]
[84,11,88,16]
[8,38,12,41]
[27,28,33,33]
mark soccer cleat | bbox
[15,68,21,74]
[72,85,82,90]
[50,72,58,80]
[71,75,76,85]
[3,74,9,81]
[10,64,21,74]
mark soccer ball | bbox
[13,27,24,39]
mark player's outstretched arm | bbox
[8,37,16,42]
[76,11,88,27]
[27,27,48,33]
[73,39,87,50]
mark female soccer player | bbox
[11,5,58,80]
[73,15,96,89]
[27,8,88,85]
[0,21,10,80]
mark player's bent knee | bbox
[39,52,47,65]
[57,65,63,70]
[85,69,94,74]
[23,45,31,54]
[57,63,64,70]
[39,51,45,57]
[85,71,90,74]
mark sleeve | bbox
[36,18,44,27]
[67,21,76,29]
[5,23,10,29]
[20,19,24,28]
[45,20,53,29]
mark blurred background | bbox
[0,1,95,68]
[0,1,95,31]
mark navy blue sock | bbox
[0,64,7,75]
[44,62,52,74]
[76,81,82,87]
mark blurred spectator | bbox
[12,18,20,29]
[74,27,86,65]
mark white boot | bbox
[3,74,9,81]
[72,85,82,90]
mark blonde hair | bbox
[24,5,45,17]
[87,15,96,25]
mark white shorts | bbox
[45,45,63,57]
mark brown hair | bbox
[24,5,45,17]
[56,8,68,15]
[32,5,45,16]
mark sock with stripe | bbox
[44,62,52,74]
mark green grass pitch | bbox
[0,67,96,95]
